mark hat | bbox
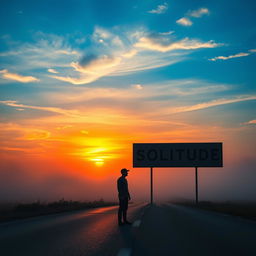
[121,168,129,174]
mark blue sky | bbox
[1,0,255,122]
[0,0,256,201]
[1,0,255,134]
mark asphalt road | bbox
[0,203,256,256]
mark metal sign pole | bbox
[150,167,153,205]
[195,167,198,204]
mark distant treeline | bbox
[0,199,118,223]
[174,200,256,221]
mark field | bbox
[174,201,256,221]
[0,199,118,222]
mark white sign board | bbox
[133,143,223,167]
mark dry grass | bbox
[174,200,256,221]
[0,199,118,223]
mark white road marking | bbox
[132,219,141,227]
[117,248,132,256]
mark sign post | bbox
[133,143,223,205]
[195,167,198,204]
[150,167,153,205]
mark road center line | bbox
[117,248,132,256]
[132,219,141,227]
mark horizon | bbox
[0,0,255,203]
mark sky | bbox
[0,0,255,203]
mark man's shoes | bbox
[124,221,132,225]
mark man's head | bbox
[121,168,129,177]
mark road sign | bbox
[133,143,223,168]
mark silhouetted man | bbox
[117,168,131,226]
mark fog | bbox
[0,154,255,204]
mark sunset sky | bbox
[0,0,255,202]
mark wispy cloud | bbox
[131,84,143,90]
[176,7,209,26]
[242,119,256,125]
[0,100,79,117]
[176,17,192,26]
[121,49,138,58]
[92,27,124,47]
[1,27,221,85]
[0,69,39,83]
[148,2,168,14]
[49,28,195,84]
[0,79,243,131]
[51,54,122,85]
[209,50,255,61]
[135,36,220,52]
[43,79,231,105]
[168,96,256,114]
[0,32,79,72]
[47,68,59,74]
[188,8,209,18]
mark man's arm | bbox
[127,180,131,200]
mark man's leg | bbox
[118,207,122,224]
[123,209,127,222]
[123,198,131,224]
[118,198,124,225]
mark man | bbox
[117,168,132,226]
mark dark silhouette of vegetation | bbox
[0,199,117,222]
[173,200,256,221]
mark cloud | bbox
[44,79,231,106]
[0,69,39,83]
[111,53,186,76]
[55,50,78,55]
[135,36,220,52]
[51,54,122,85]
[92,26,124,47]
[176,7,209,26]
[176,17,193,26]
[0,32,80,72]
[121,49,138,58]
[47,68,58,74]
[168,96,256,114]
[72,54,121,74]
[52,29,205,84]
[80,130,89,134]
[1,27,221,85]
[159,31,174,36]
[2,78,237,129]
[131,84,143,90]
[47,27,220,83]
[148,2,168,14]
[49,75,98,85]
[242,119,256,125]
[209,51,252,61]
[188,8,209,18]
[0,100,79,117]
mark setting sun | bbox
[94,160,104,167]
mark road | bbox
[0,203,256,256]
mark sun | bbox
[73,138,122,167]
[91,158,105,167]
[95,160,104,167]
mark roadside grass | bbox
[0,199,118,223]
[173,200,256,221]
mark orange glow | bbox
[1,105,255,202]
[95,160,104,166]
